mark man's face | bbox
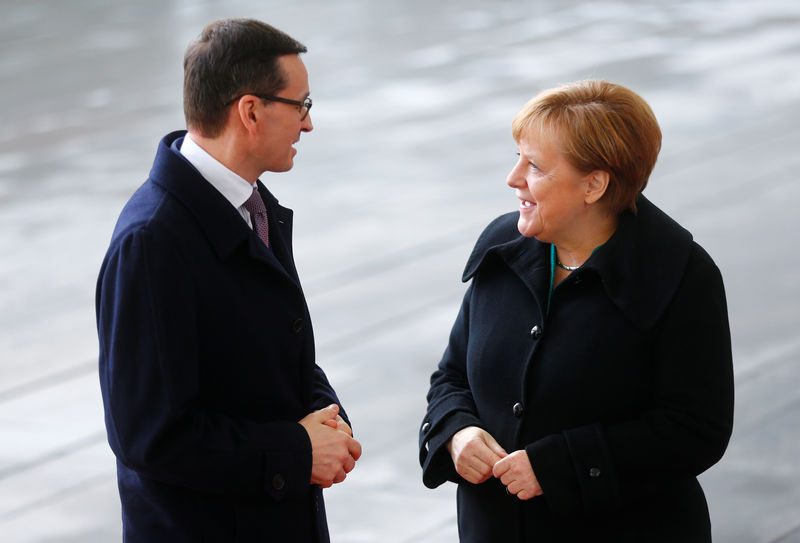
[256,54,313,173]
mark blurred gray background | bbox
[1,0,799,541]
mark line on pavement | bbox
[0,431,106,481]
[770,522,800,543]
[0,360,96,404]
[0,472,109,522]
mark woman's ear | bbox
[585,170,610,205]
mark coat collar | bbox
[462,195,693,330]
[149,130,298,286]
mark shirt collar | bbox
[179,133,255,209]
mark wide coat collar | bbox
[149,130,299,287]
[462,195,693,330]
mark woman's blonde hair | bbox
[511,80,661,213]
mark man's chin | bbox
[265,160,294,174]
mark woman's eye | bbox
[528,162,539,171]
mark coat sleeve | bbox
[97,227,312,502]
[525,244,734,516]
[310,364,351,427]
[419,284,486,488]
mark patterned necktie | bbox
[243,187,270,248]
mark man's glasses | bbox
[226,93,312,120]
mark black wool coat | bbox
[419,196,734,543]
[97,131,344,542]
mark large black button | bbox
[530,325,542,339]
[272,473,286,490]
[589,467,602,478]
[291,318,305,333]
[421,422,431,434]
[512,402,524,417]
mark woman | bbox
[419,80,734,542]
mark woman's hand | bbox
[492,450,543,500]
[447,426,507,484]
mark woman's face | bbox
[506,132,593,242]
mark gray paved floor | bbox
[1,0,799,541]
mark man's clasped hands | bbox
[299,404,362,488]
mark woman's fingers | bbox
[493,450,543,500]
[455,450,495,483]
[450,430,544,499]
[458,462,493,484]
[450,427,506,483]
[516,488,536,501]
[483,432,508,459]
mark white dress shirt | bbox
[179,134,257,228]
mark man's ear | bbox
[235,96,260,134]
[585,170,610,205]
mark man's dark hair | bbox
[183,18,307,138]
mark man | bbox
[96,19,361,542]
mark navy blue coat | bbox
[96,131,344,542]
[420,196,734,542]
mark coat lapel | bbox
[584,195,693,330]
[149,131,300,288]
[462,213,550,315]
[256,182,301,285]
[460,196,694,331]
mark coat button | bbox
[589,467,602,478]
[421,422,431,434]
[272,473,286,490]
[530,325,542,339]
[512,402,524,417]
[291,318,304,333]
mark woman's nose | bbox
[506,163,524,188]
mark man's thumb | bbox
[315,403,339,422]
